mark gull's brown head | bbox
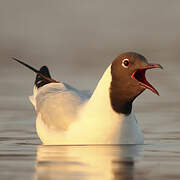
[110,52,163,114]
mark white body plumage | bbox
[30,65,144,145]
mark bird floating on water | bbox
[12,52,163,145]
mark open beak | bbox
[131,63,163,95]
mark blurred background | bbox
[0,0,180,145]
[0,1,180,179]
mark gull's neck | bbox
[87,65,129,120]
[88,65,112,108]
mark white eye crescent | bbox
[122,59,130,68]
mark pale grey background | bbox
[0,0,179,125]
[0,0,180,133]
[0,0,180,132]
[0,1,180,179]
[0,0,179,92]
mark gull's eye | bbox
[122,59,130,68]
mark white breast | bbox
[67,65,144,144]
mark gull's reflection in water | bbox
[34,145,143,180]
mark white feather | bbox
[31,65,144,145]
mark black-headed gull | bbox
[13,52,162,145]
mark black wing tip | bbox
[39,66,51,78]
[12,57,19,61]
[12,57,22,61]
[39,66,50,73]
[35,65,52,88]
[12,57,59,87]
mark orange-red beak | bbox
[131,64,163,95]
